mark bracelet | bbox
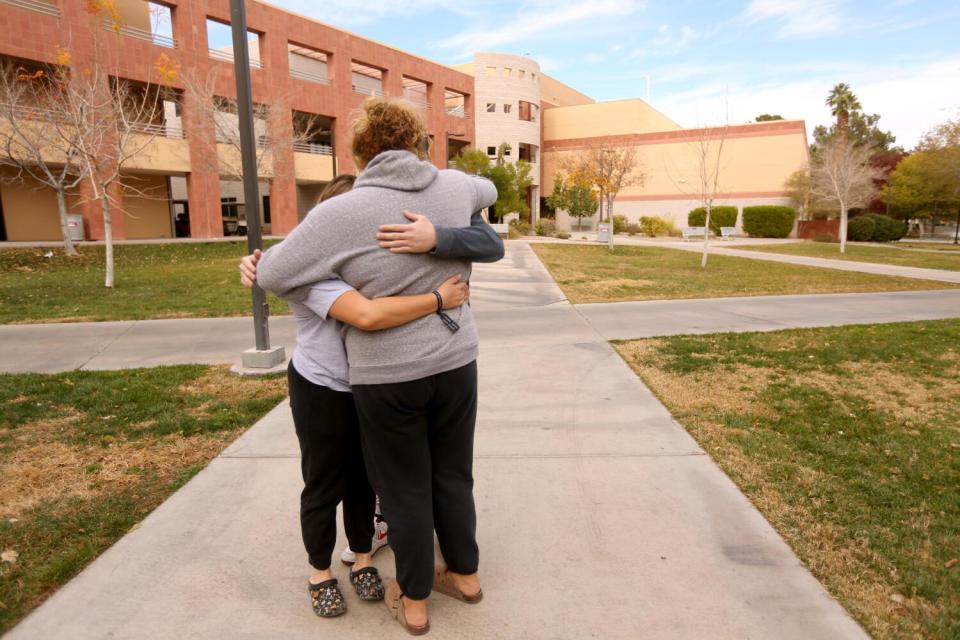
[432,290,443,313]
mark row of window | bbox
[484,101,539,121]
[484,65,537,82]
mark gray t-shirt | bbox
[289,279,354,392]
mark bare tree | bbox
[561,145,643,250]
[692,123,729,268]
[0,60,85,255]
[180,69,322,223]
[809,139,881,253]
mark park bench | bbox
[720,226,738,240]
[682,226,706,241]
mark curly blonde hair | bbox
[351,98,429,169]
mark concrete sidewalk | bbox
[8,243,867,639]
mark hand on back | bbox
[377,210,436,254]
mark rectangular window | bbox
[487,146,496,156]
[445,89,467,118]
[485,66,497,76]
[207,18,261,68]
[503,67,512,77]
[351,61,384,97]
[402,76,430,110]
[518,69,525,80]
[503,103,512,114]
[288,43,330,85]
[486,103,496,113]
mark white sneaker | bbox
[340,517,389,565]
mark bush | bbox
[507,226,523,240]
[742,205,796,238]
[535,219,556,237]
[625,223,641,236]
[638,216,676,237]
[509,220,531,236]
[866,214,907,242]
[555,231,571,240]
[688,206,737,234]
[612,214,629,234]
[847,216,876,242]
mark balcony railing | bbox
[293,141,333,155]
[352,85,384,98]
[445,105,467,118]
[209,48,263,69]
[0,0,58,17]
[215,131,268,148]
[130,122,184,139]
[289,67,331,85]
[406,98,431,111]
[103,20,176,48]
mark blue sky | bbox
[270,0,960,147]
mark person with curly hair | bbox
[245,98,500,634]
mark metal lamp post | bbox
[230,0,285,372]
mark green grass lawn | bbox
[736,241,960,271]
[531,243,959,304]
[0,243,289,324]
[0,365,287,633]
[896,242,960,253]
[615,320,960,639]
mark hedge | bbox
[638,216,676,237]
[742,205,796,238]
[688,206,737,234]
[848,214,907,242]
[613,214,629,234]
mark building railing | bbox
[130,121,184,139]
[0,0,59,17]
[215,132,268,148]
[293,141,333,155]
[103,20,176,48]
[209,48,263,69]
[406,98,431,110]
[289,67,331,85]
[446,105,467,118]
[352,85,384,98]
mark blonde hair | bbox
[351,98,429,169]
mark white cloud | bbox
[436,0,644,57]
[741,0,844,39]
[651,57,960,148]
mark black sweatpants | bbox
[288,362,375,570]
[352,360,479,600]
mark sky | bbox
[267,0,960,149]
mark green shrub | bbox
[612,214,629,234]
[688,206,737,234]
[742,205,796,238]
[638,216,676,237]
[535,219,556,237]
[509,220,531,236]
[625,223,641,236]
[507,226,523,240]
[865,214,907,242]
[555,231,571,240]
[847,216,876,242]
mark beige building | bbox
[457,53,809,232]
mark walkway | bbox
[7,243,873,639]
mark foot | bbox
[349,565,385,601]
[447,571,482,599]
[402,596,428,628]
[308,579,346,618]
[340,517,389,565]
[433,567,483,604]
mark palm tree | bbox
[826,83,862,142]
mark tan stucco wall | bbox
[293,152,335,182]
[0,171,63,241]
[539,74,594,107]
[543,99,681,140]
[125,136,191,174]
[543,126,808,231]
[121,175,171,239]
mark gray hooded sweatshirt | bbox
[256,150,498,385]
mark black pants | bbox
[288,362,375,570]
[353,360,479,600]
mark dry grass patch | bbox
[0,364,287,633]
[614,319,960,639]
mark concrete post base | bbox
[232,346,287,377]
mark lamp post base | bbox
[232,346,287,377]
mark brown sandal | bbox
[384,579,430,636]
[432,567,483,604]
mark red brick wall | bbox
[797,219,840,240]
[0,0,475,238]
